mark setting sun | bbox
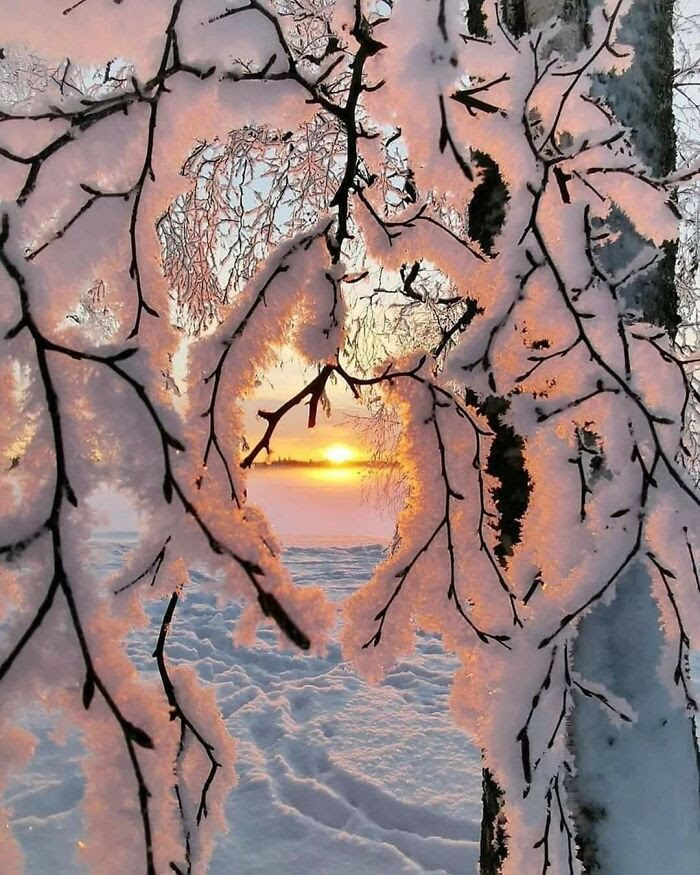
[324,443,355,465]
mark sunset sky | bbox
[241,348,373,464]
[240,350,398,543]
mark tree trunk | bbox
[568,563,700,874]
[477,0,700,871]
[563,1,700,869]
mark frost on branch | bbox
[338,2,698,873]
[0,2,343,870]
[0,1,699,874]
[159,115,345,335]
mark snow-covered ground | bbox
[8,531,700,874]
[8,538,483,874]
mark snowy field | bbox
[8,537,483,874]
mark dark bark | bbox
[480,768,508,872]
[472,6,529,871]
[468,152,509,257]
[501,0,528,39]
[468,0,488,38]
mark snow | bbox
[569,562,700,875]
[1,0,699,871]
[7,536,483,874]
[7,532,700,873]
[246,466,397,545]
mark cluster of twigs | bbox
[0,1,353,870]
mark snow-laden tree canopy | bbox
[0,1,698,873]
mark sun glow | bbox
[324,443,355,465]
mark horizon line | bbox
[251,458,398,468]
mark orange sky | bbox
[238,349,399,544]
[242,350,373,463]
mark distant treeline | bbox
[253,458,398,468]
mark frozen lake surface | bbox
[8,538,483,874]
